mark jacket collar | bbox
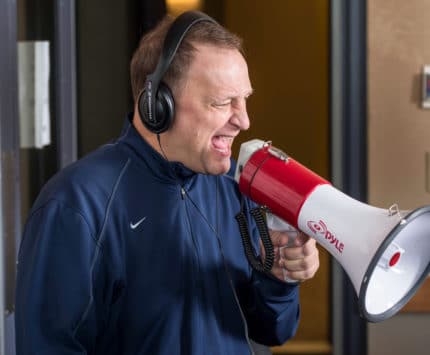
[118,113,197,185]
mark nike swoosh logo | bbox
[130,216,147,229]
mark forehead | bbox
[184,44,252,95]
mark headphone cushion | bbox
[138,82,175,134]
[154,82,175,132]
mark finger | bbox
[269,230,289,247]
[280,245,306,260]
[277,231,310,249]
[292,232,310,247]
[283,261,320,281]
[281,260,319,282]
[295,232,310,246]
[280,238,316,259]
[302,238,317,256]
[280,243,319,270]
[280,251,318,272]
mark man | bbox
[15,11,319,355]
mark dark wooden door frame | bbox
[330,1,368,354]
[0,0,20,353]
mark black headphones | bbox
[137,11,218,134]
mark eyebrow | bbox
[208,87,254,103]
[224,89,254,100]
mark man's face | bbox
[162,44,253,175]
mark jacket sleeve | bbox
[15,199,102,355]
[238,198,301,346]
[243,270,300,346]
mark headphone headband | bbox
[148,11,217,90]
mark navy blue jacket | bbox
[15,118,300,354]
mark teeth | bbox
[219,136,233,142]
[212,135,233,154]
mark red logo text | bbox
[307,220,344,253]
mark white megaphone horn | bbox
[235,139,430,323]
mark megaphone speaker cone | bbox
[360,206,430,322]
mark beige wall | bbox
[368,0,430,208]
[368,1,430,354]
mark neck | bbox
[132,109,166,158]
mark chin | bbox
[207,160,231,176]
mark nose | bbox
[230,99,250,131]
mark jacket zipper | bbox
[181,184,254,355]
[180,185,204,351]
[181,185,201,274]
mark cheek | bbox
[173,103,229,139]
[170,117,203,145]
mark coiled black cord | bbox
[235,201,274,274]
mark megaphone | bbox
[235,139,430,322]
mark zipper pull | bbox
[181,187,186,199]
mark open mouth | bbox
[212,135,234,156]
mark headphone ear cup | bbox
[138,82,175,134]
[154,82,175,133]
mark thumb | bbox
[292,232,310,247]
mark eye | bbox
[212,100,231,108]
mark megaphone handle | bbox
[266,213,300,283]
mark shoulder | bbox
[30,144,131,233]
